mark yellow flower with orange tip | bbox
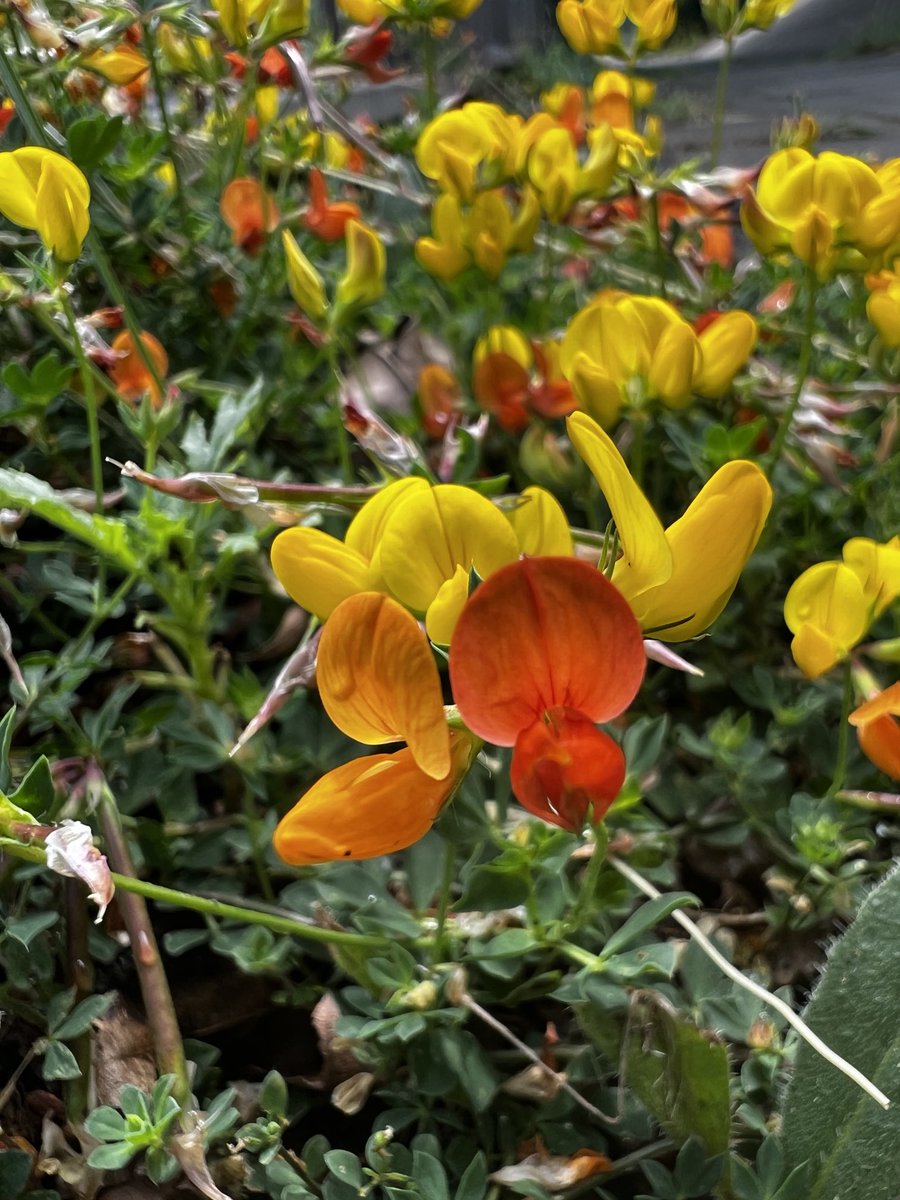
[742,149,900,278]
[0,146,90,263]
[567,412,772,641]
[559,291,757,427]
[273,593,480,865]
[784,538,900,679]
[849,682,900,781]
[82,44,150,85]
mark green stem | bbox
[766,270,818,480]
[325,338,353,483]
[421,26,438,122]
[710,35,734,168]
[828,660,854,799]
[241,783,277,904]
[569,823,606,931]
[648,192,667,300]
[431,837,455,963]
[63,877,94,1123]
[1,839,398,950]
[143,19,191,234]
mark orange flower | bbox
[109,330,168,406]
[301,168,361,243]
[345,26,403,83]
[220,177,279,255]
[473,332,575,432]
[450,557,645,831]
[849,682,900,781]
[273,593,479,865]
[418,363,462,438]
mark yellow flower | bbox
[741,149,900,277]
[338,0,482,20]
[282,230,327,322]
[0,147,90,262]
[273,592,479,865]
[415,188,540,282]
[335,219,386,311]
[557,0,625,54]
[82,44,150,85]
[525,124,618,221]
[739,0,797,31]
[784,538,900,678]
[568,411,772,640]
[627,0,677,49]
[270,477,521,645]
[559,291,757,426]
[866,268,900,347]
[416,103,520,202]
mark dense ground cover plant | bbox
[0,0,898,1197]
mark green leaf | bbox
[53,992,115,1040]
[67,114,125,170]
[6,910,58,948]
[84,1106,129,1141]
[782,863,900,1199]
[0,469,139,571]
[323,1150,363,1188]
[0,1147,31,1198]
[623,991,731,1156]
[600,892,699,960]
[0,705,15,792]
[455,1151,488,1200]
[42,1039,82,1080]
[87,1142,140,1171]
[8,756,55,816]
[412,1150,449,1200]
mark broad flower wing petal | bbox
[317,593,450,779]
[271,526,372,619]
[450,556,645,746]
[273,733,475,865]
[508,486,574,557]
[850,683,900,780]
[628,460,773,641]
[566,412,672,600]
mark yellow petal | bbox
[335,219,386,310]
[345,478,431,562]
[631,461,772,640]
[379,483,520,614]
[35,155,89,261]
[507,486,574,557]
[694,311,758,397]
[82,45,149,85]
[270,526,371,619]
[842,536,900,618]
[648,318,699,408]
[784,560,869,677]
[566,411,672,600]
[317,593,450,779]
[282,230,327,321]
[273,731,478,865]
[425,564,470,646]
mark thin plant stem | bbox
[95,774,191,1105]
[569,824,606,931]
[431,837,456,963]
[143,19,191,233]
[1,838,399,951]
[608,854,891,1111]
[648,192,667,300]
[241,783,277,905]
[63,876,94,1123]
[828,660,854,798]
[710,35,734,168]
[421,25,438,121]
[325,338,353,482]
[766,270,818,480]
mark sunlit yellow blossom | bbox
[784,538,900,678]
[525,124,618,221]
[273,593,479,865]
[338,0,481,20]
[742,148,900,277]
[568,411,772,640]
[0,146,90,262]
[866,267,900,347]
[740,0,797,31]
[557,0,624,54]
[415,188,540,281]
[559,291,757,426]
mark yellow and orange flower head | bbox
[81,44,150,86]
[450,557,645,831]
[741,149,900,278]
[270,478,521,645]
[109,330,169,407]
[273,593,480,865]
[0,146,90,263]
[849,682,900,781]
[220,177,279,256]
[559,291,757,427]
[302,168,361,243]
[784,538,900,679]
[568,412,773,641]
[473,326,576,431]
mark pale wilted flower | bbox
[45,820,114,923]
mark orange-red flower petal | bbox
[317,592,451,780]
[849,682,900,780]
[450,556,645,747]
[511,706,626,831]
[220,177,279,255]
[109,330,168,405]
